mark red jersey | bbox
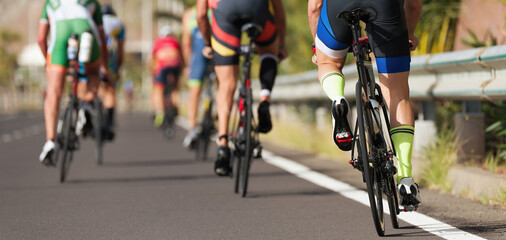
[153,36,182,72]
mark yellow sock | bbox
[321,72,345,101]
[390,126,414,184]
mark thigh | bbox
[210,8,241,66]
[315,0,354,59]
[364,0,410,73]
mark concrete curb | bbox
[448,166,505,199]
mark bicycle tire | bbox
[202,102,214,160]
[234,150,240,194]
[60,107,74,183]
[196,105,213,161]
[94,97,104,165]
[387,174,400,228]
[239,89,253,197]
[356,82,385,236]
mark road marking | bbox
[2,134,12,143]
[262,150,486,240]
[1,124,45,144]
[175,117,485,239]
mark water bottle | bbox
[79,31,94,63]
[67,34,79,61]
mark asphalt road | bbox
[0,112,503,239]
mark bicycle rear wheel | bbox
[239,89,253,197]
[196,104,214,161]
[387,174,400,228]
[93,97,104,165]
[60,107,75,183]
[356,82,385,236]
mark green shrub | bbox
[419,129,457,192]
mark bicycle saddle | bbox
[241,23,263,39]
[337,8,375,25]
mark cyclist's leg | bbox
[255,23,278,134]
[166,67,180,122]
[252,1,280,134]
[314,0,353,150]
[152,68,167,127]
[215,65,238,146]
[209,6,241,175]
[184,57,207,149]
[40,62,66,164]
[101,71,117,139]
[44,66,66,141]
[366,0,419,205]
[40,27,69,164]
[186,56,208,128]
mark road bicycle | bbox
[54,33,89,182]
[194,64,217,160]
[338,9,400,236]
[230,23,263,197]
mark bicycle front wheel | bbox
[356,82,385,236]
[60,107,75,183]
[94,97,104,165]
[239,89,253,198]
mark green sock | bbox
[390,126,415,184]
[321,72,345,101]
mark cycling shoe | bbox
[257,101,272,133]
[332,97,353,151]
[398,177,421,211]
[214,146,231,176]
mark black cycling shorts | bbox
[316,0,410,73]
[210,0,277,65]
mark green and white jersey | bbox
[40,0,103,66]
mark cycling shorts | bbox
[154,67,181,87]
[316,0,410,73]
[210,0,277,65]
[46,19,101,72]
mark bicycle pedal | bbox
[402,205,418,212]
[349,158,363,171]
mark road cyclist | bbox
[38,0,109,167]
[151,26,183,138]
[308,0,423,233]
[196,0,287,176]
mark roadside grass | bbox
[419,129,457,192]
[483,153,506,174]
[478,187,506,209]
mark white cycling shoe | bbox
[398,177,421,211]
[39,140,56,167]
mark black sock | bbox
[106,108,115,128]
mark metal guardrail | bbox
[269,45,506,102]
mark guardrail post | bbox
[454,101,485,164]
[414,101,437,161]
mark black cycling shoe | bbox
[332,98,353,151]
[257,101,272,133]
[214,146,231,176]
[103,126,115,141]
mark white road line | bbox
[13,130,23,140]
[2,134,12,143]
[175,118,485,239]
[0,124,45,144]
[262,150,486,240]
